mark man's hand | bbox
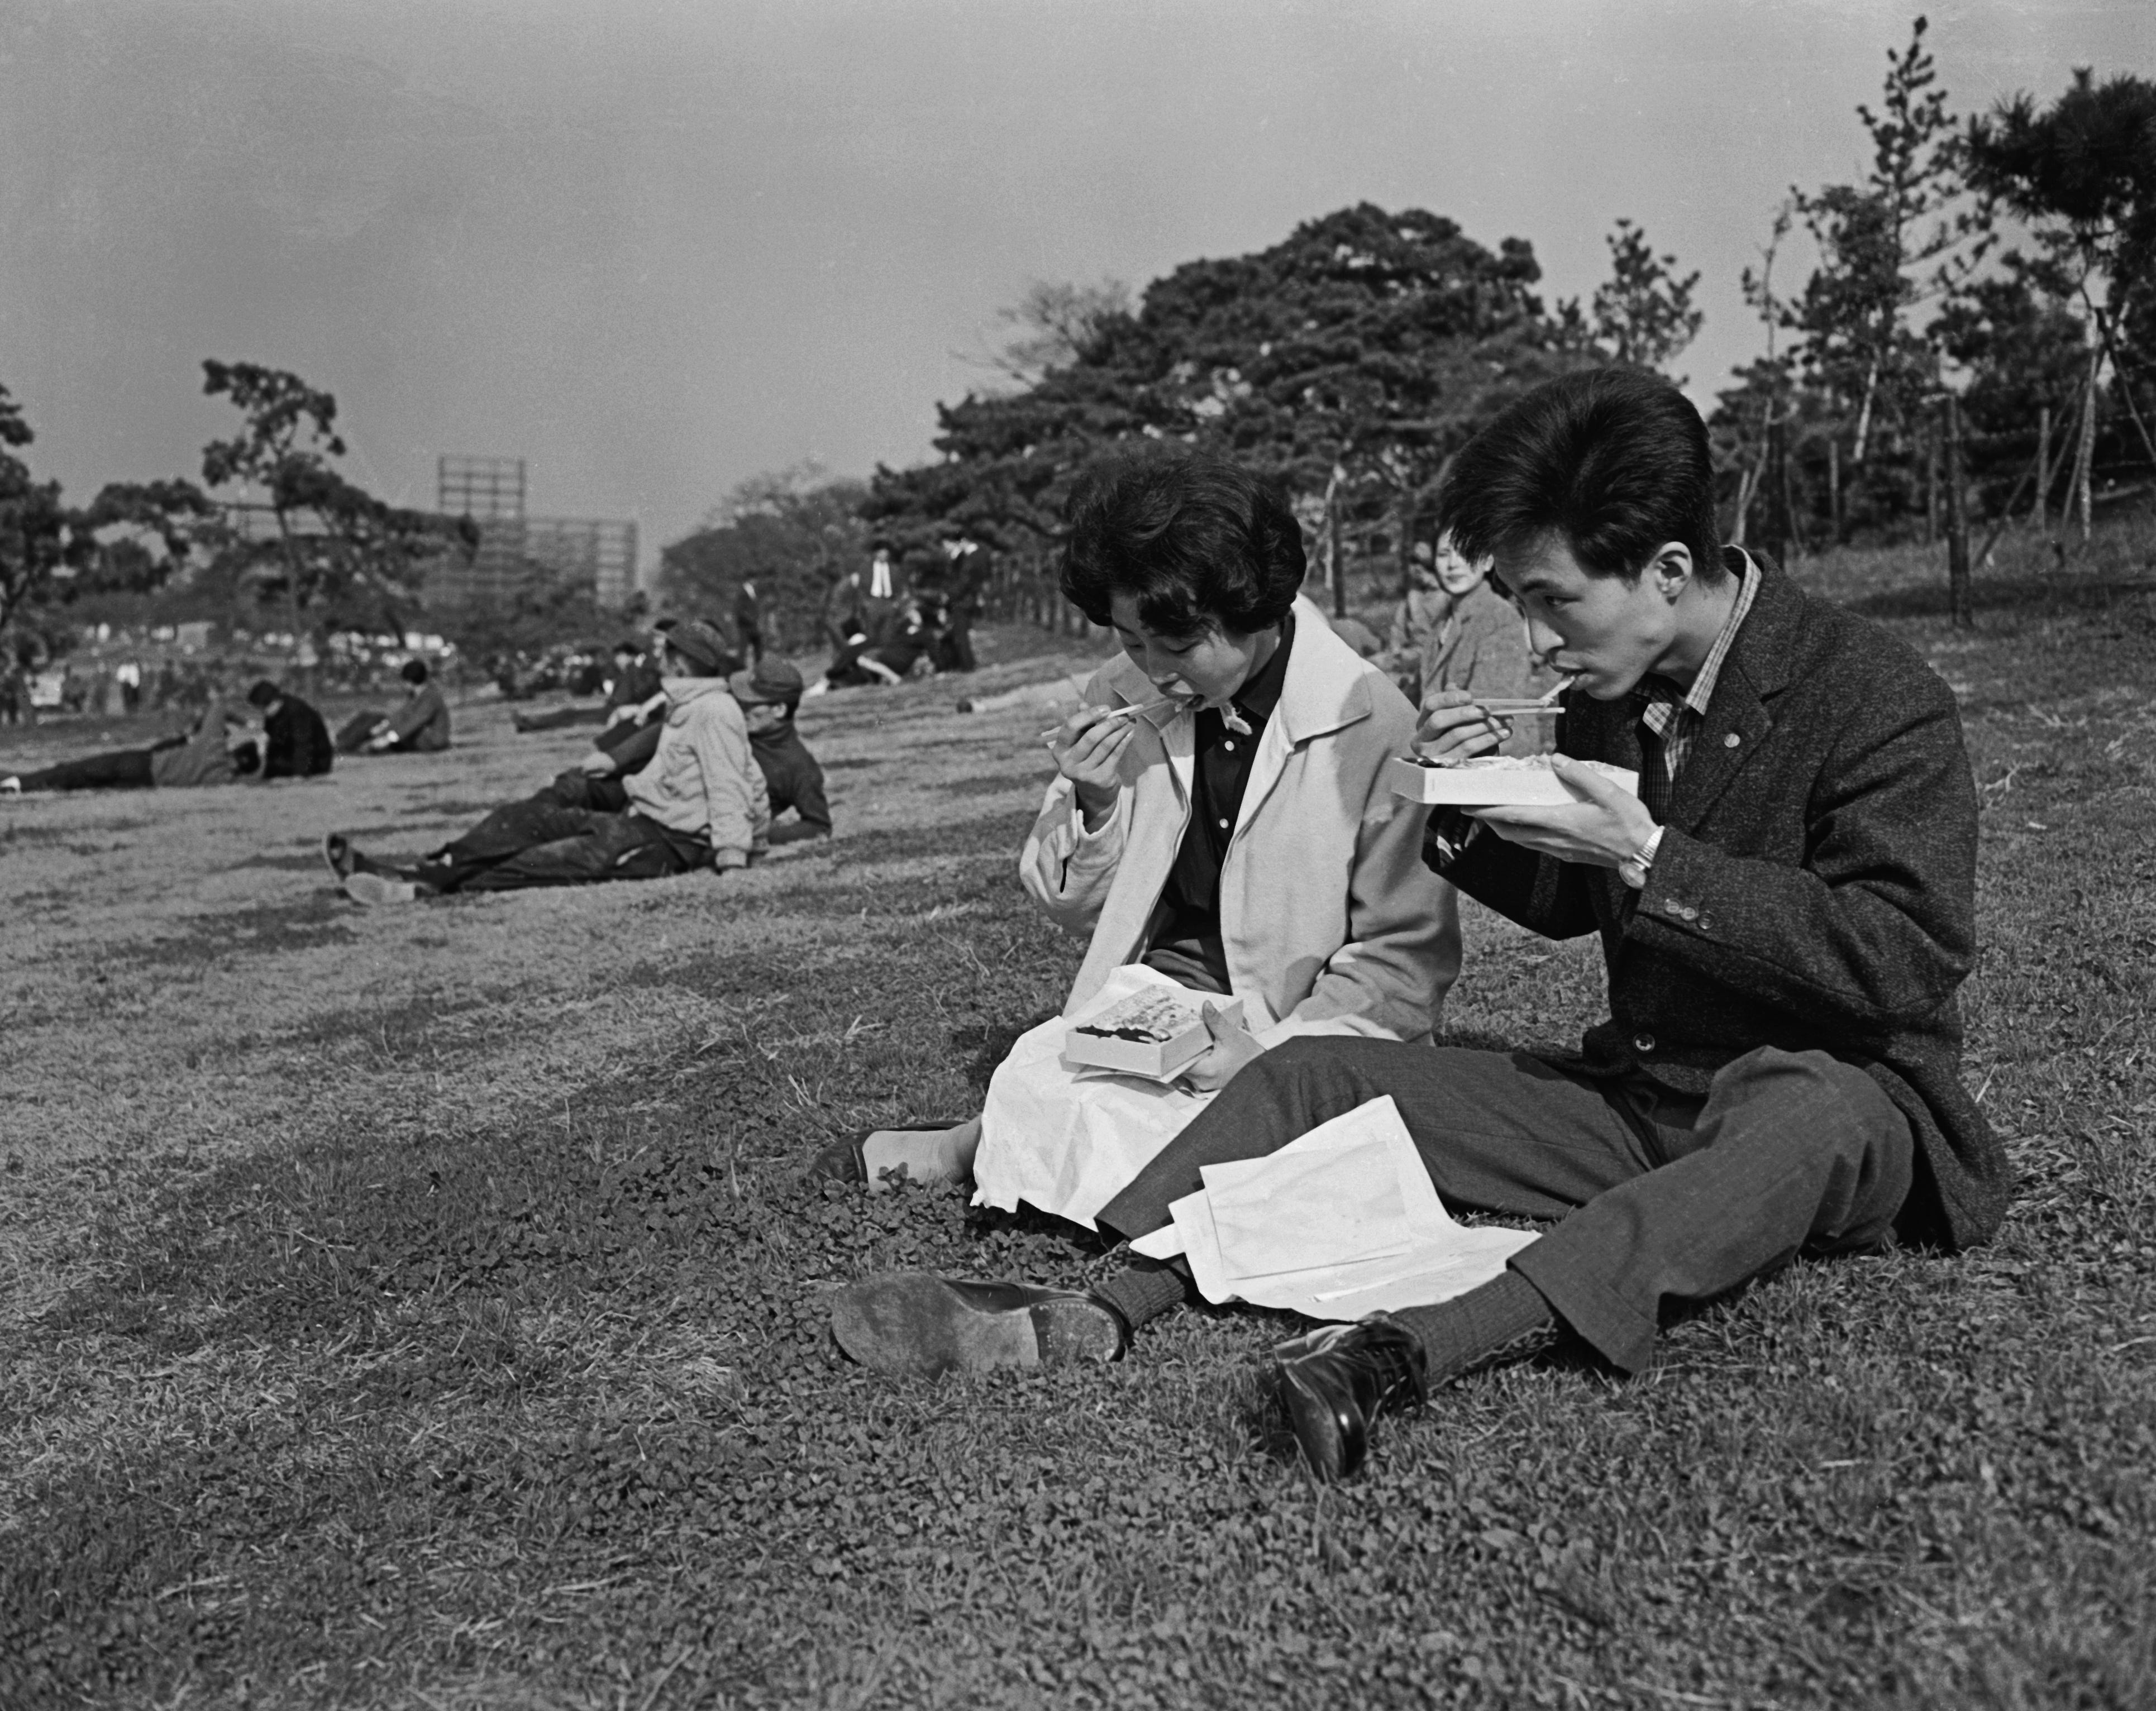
[576,748,616,776]
[1471,755,1660,868]
[1176,1001,1265,1094]
[1414,689,1511,761]
[1045,705,1138,825]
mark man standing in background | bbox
[937,537,990,673]
[734,579,765,662]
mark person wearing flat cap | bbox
[551,653,831,845]
[323,619,770,903]
[729,656,831,844]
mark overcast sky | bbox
[2,0,2148,560]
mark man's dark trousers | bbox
[15,747,159,791]
[514,703,608,731]
[419,787,704,892]
[1096,1036,1914,1375]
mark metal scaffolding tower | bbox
[437,456,527,522]
[429,455,640,618]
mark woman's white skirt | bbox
[970,964,1219,1230]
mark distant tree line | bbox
[0,361,468,672]
[10,20,2146,673]
[1714,21,2156,566]
[665,18,2152,633]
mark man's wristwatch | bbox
[1618,825,1665,891]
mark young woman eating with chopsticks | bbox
[811,449,1461,1234]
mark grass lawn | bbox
[3,534,2153,1710]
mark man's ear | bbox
[1648,541,1695,600]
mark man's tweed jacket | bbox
[1437,554,2007,1250]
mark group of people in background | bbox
[813,536,989,693]
[329,616,829,905]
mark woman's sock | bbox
[859,1117,983,1189]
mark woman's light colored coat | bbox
[1021,615,1460,1045]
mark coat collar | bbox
[1563,550,1808,834]
[1659,550,1804,830]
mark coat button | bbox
[1697,913,1715,933]
[1724,732,1741,748]
[1217,818,1229,830]
[1634,1033,1656,1054]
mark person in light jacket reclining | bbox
[325,620,767,901]
[813,449,1461,1231]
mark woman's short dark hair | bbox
[401,657,430,685]
[1061,450,1306,638]
[1440,367,1726,586]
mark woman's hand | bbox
[1176,1002,1265,1094]
[1414,689,1510,762]
[1046,705,1138,824]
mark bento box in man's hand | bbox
[1386,753,1639,807]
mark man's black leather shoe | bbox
[832,1273,1127,1377]
[1271,1313,1429,1482]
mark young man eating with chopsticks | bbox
[831,368,2006,1485]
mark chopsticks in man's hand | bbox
[1471,678,1575,716]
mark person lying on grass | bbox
[833,368,2007,1484]
[812,448,1460,1230]
[336,657,452,755]
[2,697,264,795]
[569,655,831,846]
[324,619,769,903]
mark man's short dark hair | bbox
[1061,450,1306,638]
[401,658,430,686]
[1440,368,1726,586]
[245,678,283,709]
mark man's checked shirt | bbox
[1632,549,1762,819]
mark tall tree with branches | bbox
[1787,16,1990,467]
[0,386,218,658]
[0,384,89,652]
[199,361,457,652]
[869,204,1580,592]
[1964,69,2156,525]
[1590,218,1704,376]
[969,279,1136,390]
